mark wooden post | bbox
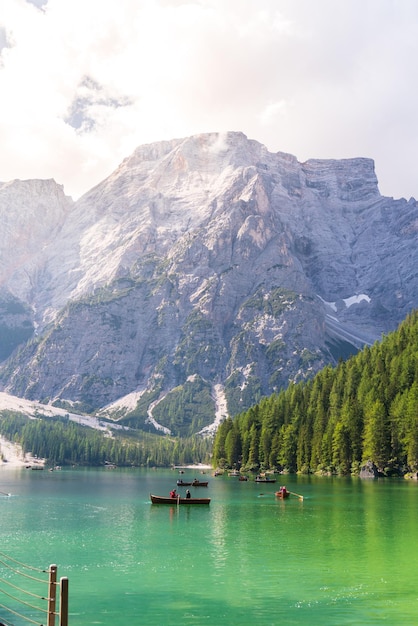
[59,577,69,626]
[47,564,57,626]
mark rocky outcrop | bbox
[359,460,379,479]
[0,132,417,428]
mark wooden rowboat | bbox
[176,479,208,487]
[150,494,210,505]
[275,490,290,499]
[255,477,276,483]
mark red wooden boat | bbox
[275,488,290,499]
[150,494,210,505]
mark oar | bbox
[288,491,304,500]
[0,490,11,496]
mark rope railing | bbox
[0,554,46,574]
[0,560,47,585]
[1,577,49,601]
[0,600,44,626]
[0,554,68,626]
[0,612,17,626]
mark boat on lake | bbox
[176,479,209,487]
[255,476,276,483]
[275,488,290,499]
[150,494,211,505]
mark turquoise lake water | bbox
[1,467,417,625]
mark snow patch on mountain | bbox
[146,397,172,435]
[99,391,143,416]
[343,294,371,308]
[199,384,228,436]
[0,392,114,433]
[319,293,371,312]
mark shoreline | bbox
[173,464,212,470]
[0,436,45,468]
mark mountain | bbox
[0,132,417,435]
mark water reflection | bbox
[209,505,229,574]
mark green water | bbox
[1,467,417,625]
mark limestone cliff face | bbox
[0,132,417,426]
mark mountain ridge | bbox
[0,132,417,433]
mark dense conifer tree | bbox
[213,310,418,475]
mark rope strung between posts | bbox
[0,586,48,615]
[0,578,53,604]
[0,559,46,585]
[0,554,46,574]
[0,610,17,626]
[0,577,50,601]
[0,604,44,626]
[0,554,54,626]
[0,601,42,625]
[0,557,48,583]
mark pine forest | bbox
[213,310,418,476]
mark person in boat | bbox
[169,489,177,498]
[279,485,288,496]
[185,489,191,499]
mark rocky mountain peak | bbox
[0,133,417,434]
[302,156,379,203]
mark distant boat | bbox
[150,494,210,505]
[238,475,248,481]
[255,476,276,483]
[177,479,208,487]
[228,470,240,476]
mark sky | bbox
[0,0,417,201]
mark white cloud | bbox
[0,0,417,200]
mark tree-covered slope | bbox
[0,410,212,468]
[213,310,418,476]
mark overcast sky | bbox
[0,0,417,200]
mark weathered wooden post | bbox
[47,564,57,626]
[59,576,69,626]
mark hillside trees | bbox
[213,310,418,475]
[0,411,212,467]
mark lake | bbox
[1,467,417,625]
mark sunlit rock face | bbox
[0,132,417,426]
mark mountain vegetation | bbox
[1,310,417,473]
[213,310,418,476]
[0,411,212,467]
[118,375,215,436]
